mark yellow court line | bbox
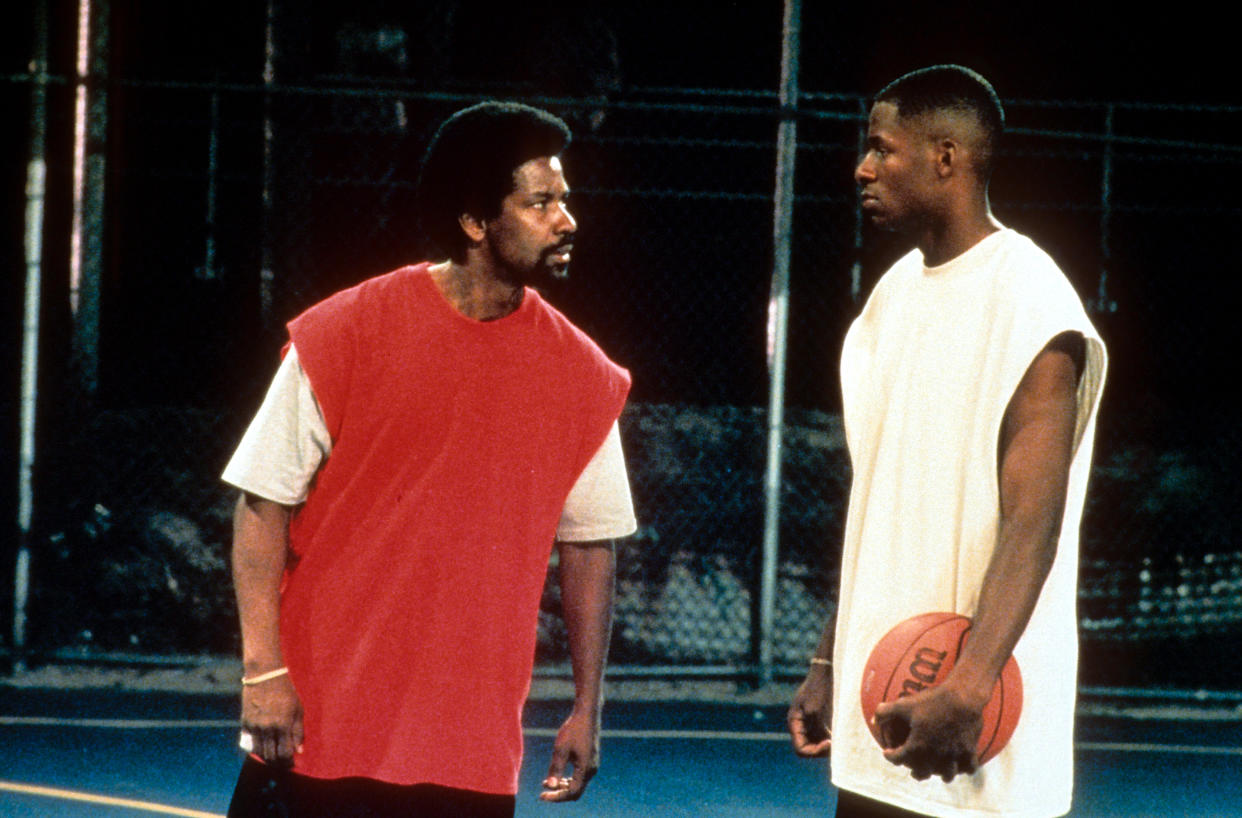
[0,780,224,817]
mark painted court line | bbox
[1075,741,1242,757]
[535,727,1242,756]
[528,726,784,741]
[0,780,223,818]
[0,717,783,741]
[0,716,235,729]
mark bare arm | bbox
[540,539,616,803]
[877,332,1084,781]
[787,611,835,757]
[950,332,1083,704]
[232,491,303,767]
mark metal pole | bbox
[196,85,221,281]
[70,0,109,394]
[1092,104,1117,314]
[851,98,868,302]
[260,0,277,325]
[15,0,51,672]
[758,0,801,686]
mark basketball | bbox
[859,612,1022,766]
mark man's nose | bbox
[855,154,875,184]
[556,203,577,234]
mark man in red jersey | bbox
[224,102,635,817]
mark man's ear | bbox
[934,138,958,179]
[459,212,487,243]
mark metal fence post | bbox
[260,0,277,325]
[70,0,110,395]
[1091,104,1117,314]
[759,0,802,686]
[15,0,51,672]
[851,98,868,302]
[195,84,222,282]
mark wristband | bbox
[241,666,290,686]
[809,657,830,667]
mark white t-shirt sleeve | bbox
[555,420,638,542]
[221,344,332,506]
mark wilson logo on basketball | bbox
[860,612,1023,766]
[900,647,948,696]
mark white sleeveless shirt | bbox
[831,228,1107,818]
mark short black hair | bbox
[876,65,1004,180]
[417,101,572,262]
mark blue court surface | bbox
[1,685,1240,817]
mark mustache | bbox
[543,239,575,258]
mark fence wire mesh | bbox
[6,71,1242,691]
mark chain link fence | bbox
[6,67,1242,691]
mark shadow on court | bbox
[1,687,1240,817]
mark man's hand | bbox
[240,674,304,768]
[787,662,833,757]
[873,682,983,782]
[540,709,600,802]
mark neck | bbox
[917,197,999,267]
[429,261,524,321]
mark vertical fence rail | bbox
[68,0,109,395]
[758,0,802,686]
[13,0,52,674]
[1093,104,1117,314]
[195,86,222,282]
[850,99,867,302]
[259,0,278,325]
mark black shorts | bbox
[227,756,516,818]
[835,790,931,818]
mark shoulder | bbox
[990,229,1107,380]
[289,263,432,341]
[962,230,1091,338]
[875,247,924,290]
[857,248,922,316]
[528,291,616,361]
[307,264,430,316]
[527,290,631,390]
[990,230,1075,295]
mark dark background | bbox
[5,0,1234,405]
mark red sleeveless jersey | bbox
[278,264,629,793]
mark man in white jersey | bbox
[787,66,1106,818]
